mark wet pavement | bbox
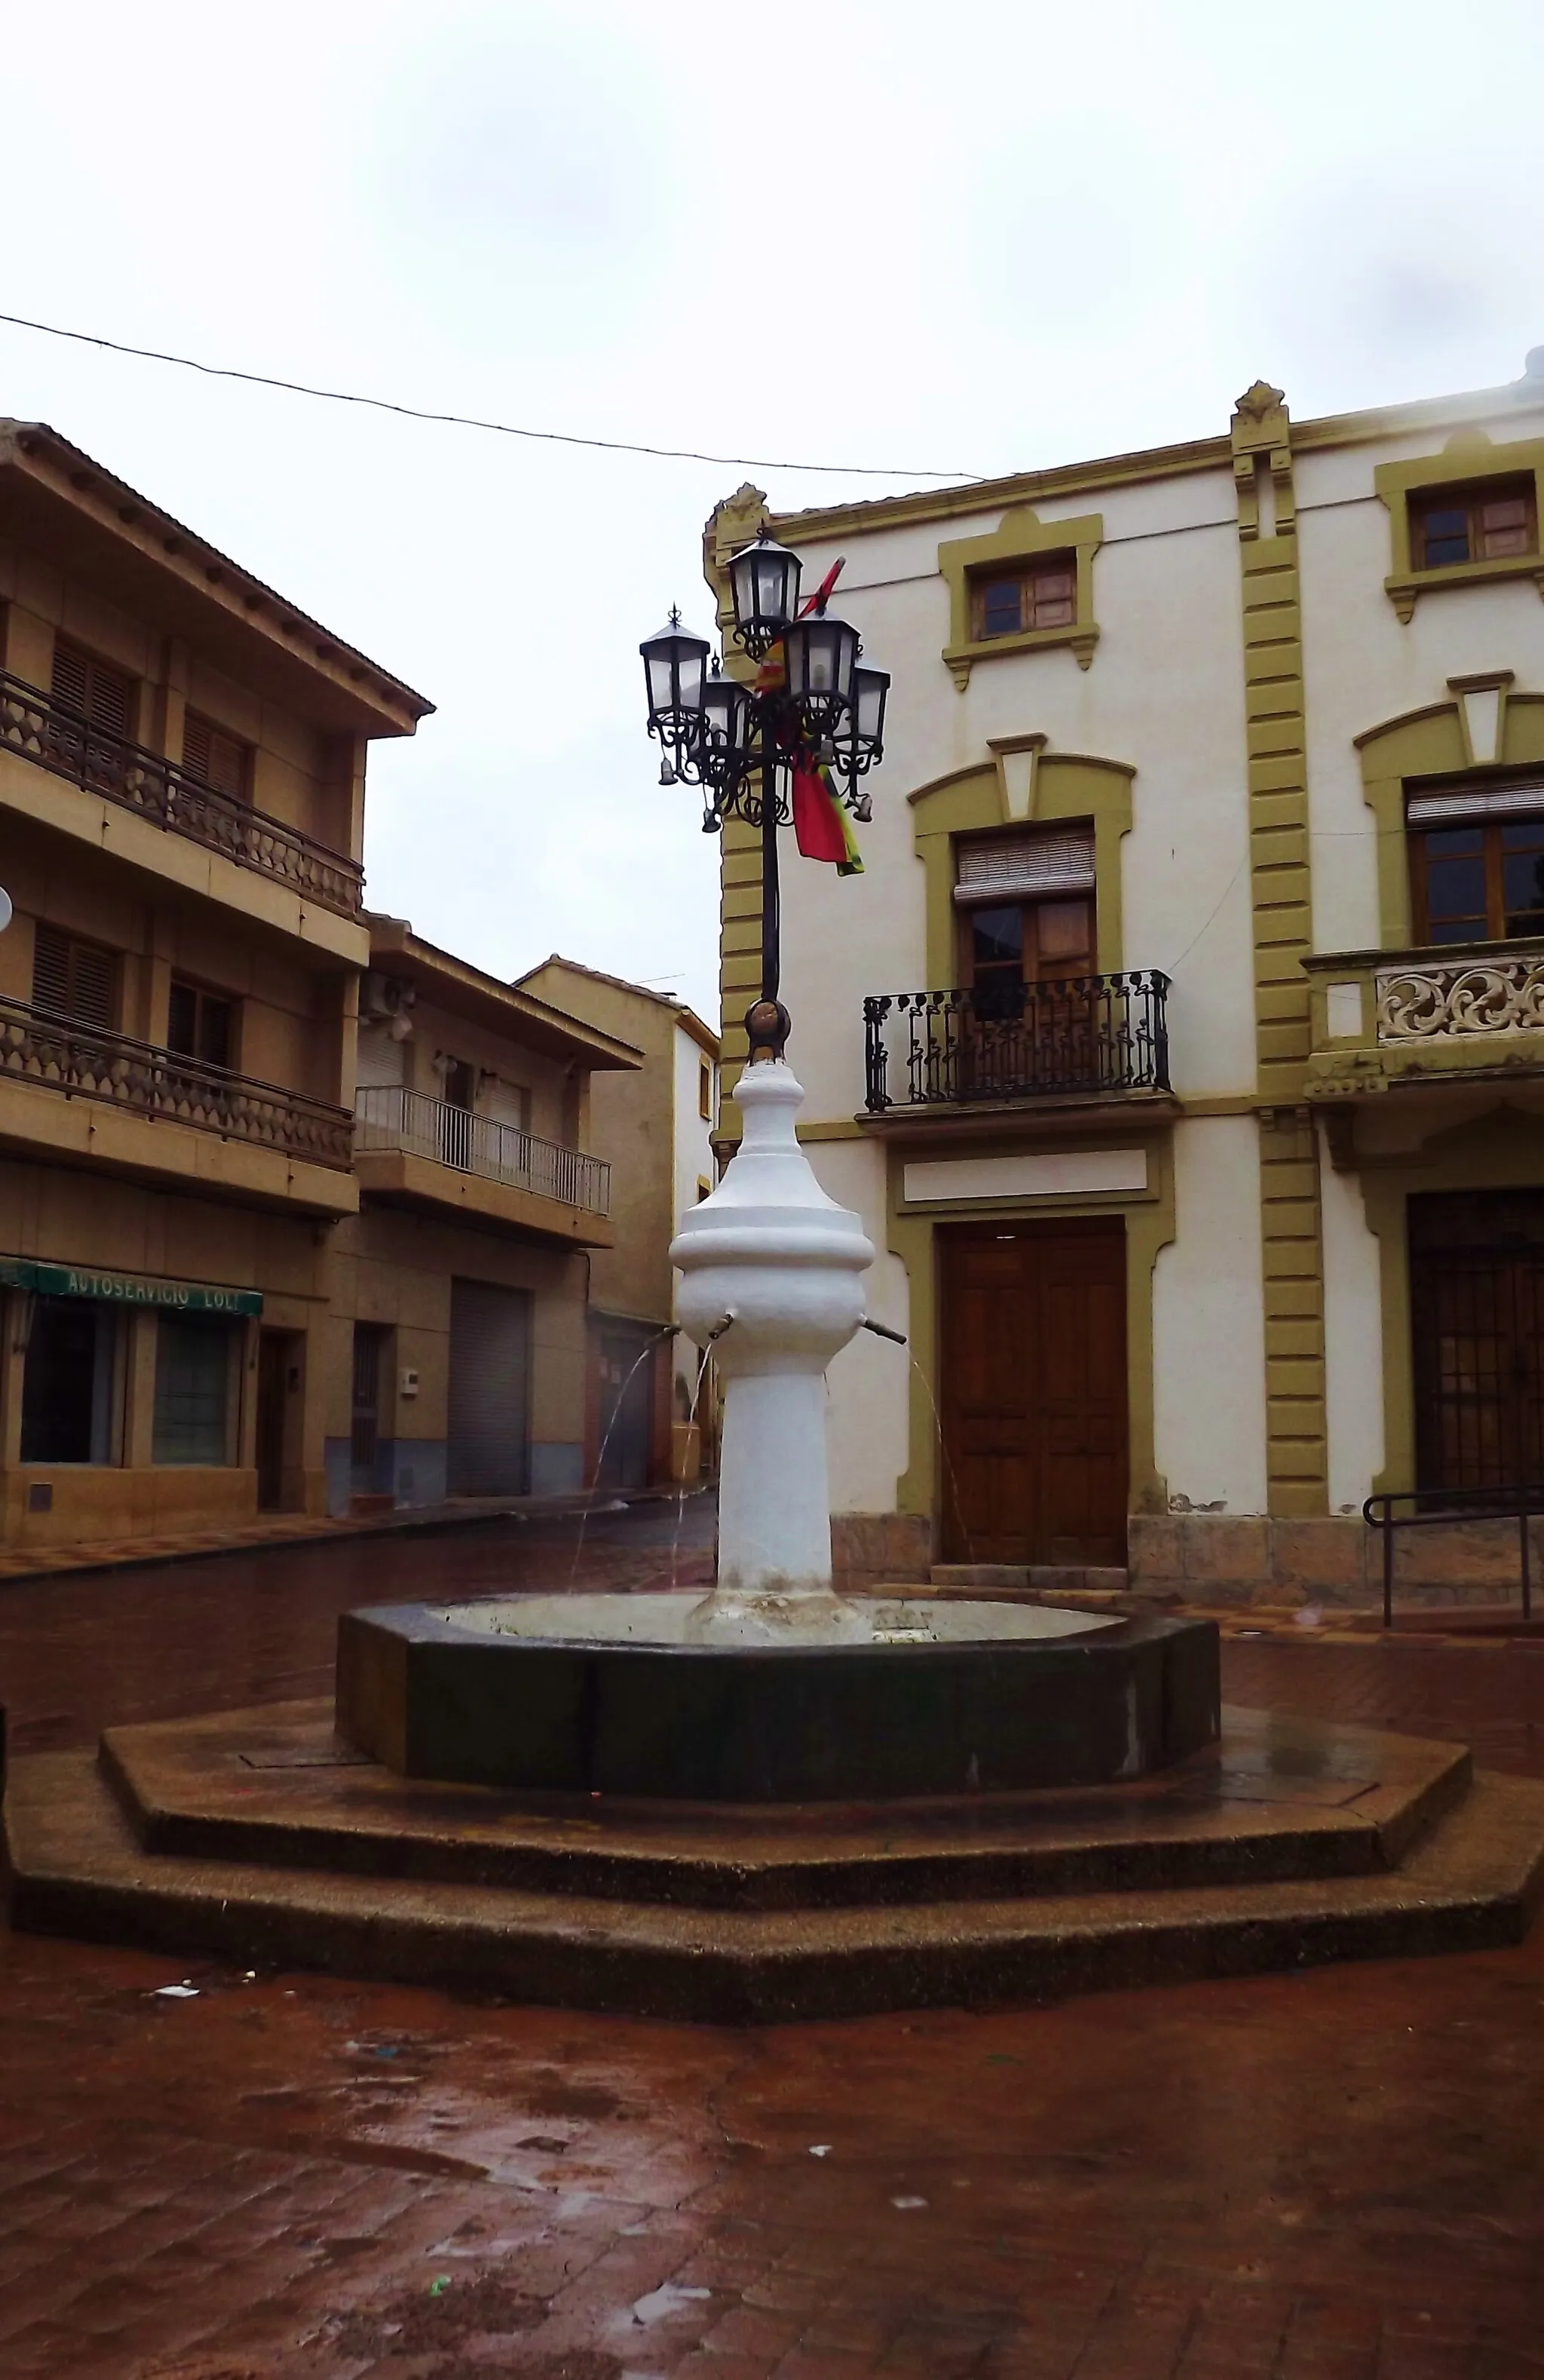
[2,1511,1544,2377]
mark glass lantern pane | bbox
[676,645,706,710]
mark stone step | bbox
[93,1699,1469,1912]
[930,1565,1131,1596]
[8,1739,1543,2025]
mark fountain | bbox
[334,1050,1220,1802]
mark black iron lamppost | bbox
[641,530,888,1063]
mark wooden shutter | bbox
[32,923,116,1026]
[182,713,247,797]
[954,828,1096,903]
[30,923,71,1015]
[51,643,130,736]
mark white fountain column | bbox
[670,1059,875,1643]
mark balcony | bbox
[0,995,356,1212]
[354,1085,614,1247]
[1305,939,1544,1101]
[861,974,1174,1136]
[0,670,363,925]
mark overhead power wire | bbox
[0,310,986,483]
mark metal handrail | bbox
[0,668,363,916]
[354,1084,611,1216]
[1362,1483,1544,1627]
[0,994,354,1168]
[862,972,1171,1112]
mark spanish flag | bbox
[792,761,863,873]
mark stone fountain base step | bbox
[7,1701,1544,2023]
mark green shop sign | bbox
[0,1258,262,1318]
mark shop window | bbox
[153,1314,234,1464]
[1411,478,1536,571]
[51,642,131,736]
[970,555,1077,641]
[20,1299,120,1464]
[1408,783,1544,944]
[181,712,250,799]
[167,977,234,1069]
[31,922,118,1029]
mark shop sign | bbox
[0,1257,262,1317]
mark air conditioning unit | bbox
[363,973,415,1022]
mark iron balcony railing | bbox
[0,670,363,917]
[354,1084,611,1216]
[862,973,1172,1112]
[0,995,354,1168]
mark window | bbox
[954,828,1096,988]
[1409,782,1544,945]
[31,922,117,1028]
[20,1299,119,1464]
[1411,479,1536,571]
[970,554,1077,641]
[153,1314,234,1464]
[696,1175,712,1202]
[181,712,250,798]
[698,1059,713,1121]
[50,643,131,736]
[167,978,234,1069]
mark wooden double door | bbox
[938,1219,1128,1565]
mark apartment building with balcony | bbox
[518,956,720,1491]
[705,354,1544,1599]
[329,920,639,1512]
[0,420,428,1549]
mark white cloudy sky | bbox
[4,0,1542,1023]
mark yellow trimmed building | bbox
[706,354,1544,1603]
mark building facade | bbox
[517,957,719,1489]
[706,357,1544,1599]
[329,922,637,1512]
[0,420,428,1549]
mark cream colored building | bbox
[706,356,1544,1599]
[329,923,637,1511]
[0,420,427,1548]
[518,957,719,1488]
[0,422,636,1552]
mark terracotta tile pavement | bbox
[2,1521,1544,2375]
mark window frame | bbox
[1410,477,1537,572]
[50,639,135,739]
[166,975,238,1071]
[1409,809,1544,947]
[30,922,120,1030]
[939,504,1102,688]
[968,553,1078,645]
[180,709,252,801]
[1376,441,1544,621]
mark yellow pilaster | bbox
[1232,381,1328,1516]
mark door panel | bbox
[1411,1192,1544,1494]
[939,1221,1127,1565]
[447,1280,531,1496]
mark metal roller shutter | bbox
[447,1279,532,1495]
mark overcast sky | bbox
[4,0,1542,1024]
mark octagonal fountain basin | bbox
[336,1592,1221,1803]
